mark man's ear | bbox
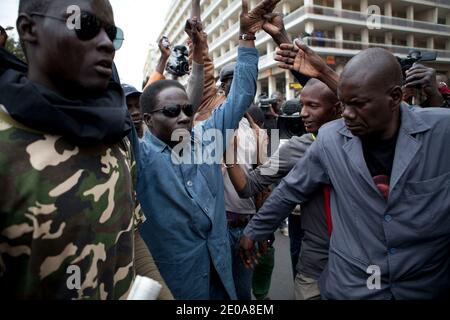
[143,113,153,128]
[17,14,38,46]
[333,101,342,118]
[390,86,403,111]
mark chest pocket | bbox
[405,171,450,196]
[403,171,450,235]
[198,164,218,197]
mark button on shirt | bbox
[137,47,259,300]
[245,104,450,299]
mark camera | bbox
[277,99,306,140]
[258,96,278,113]
[166,45,190,77]
[397,50,438,80]
[161,36,170,49]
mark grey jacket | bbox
[240,133,330,279]
[238,134,314,198]
[245,104,450,299]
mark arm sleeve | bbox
[188,37,222,120]
[198,47,258,150]
[238,136,310,198]
[186,61,205,111]
[134,232,174,300]
[244,139,329,241]
[291,70,311,87]
[144,71,166,89]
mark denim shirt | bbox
[137,47,258,300]
[245,104,450,299]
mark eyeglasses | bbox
[150,104,195,118]
[29,11,124,50]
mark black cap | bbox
[122,84,142,98]
[282,99,301,115]
[219,63,236,82]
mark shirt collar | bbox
[143,130,170,153]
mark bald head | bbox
[303,78,339,105]
[341,48,403,92]
[338,48,404,139]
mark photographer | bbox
[144,17,206,110]
[404,64,445,108]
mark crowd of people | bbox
[0,0,449,300]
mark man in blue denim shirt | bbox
[136,0,281,300]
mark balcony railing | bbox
[303,37,450,59]
[213,46,238,68]
[399,0,450,8]
[209,21,240,52]
[205,0,241,35]
[305,5,450,34]
[214,35,450,76]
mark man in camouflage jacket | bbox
[0,0,171,299]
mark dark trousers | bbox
[289,214,304,279]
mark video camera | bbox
[258,96,278,113]
[397,50,438,80]
[166,45,190,77]
[278,99,306,140]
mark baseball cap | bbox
[219,63,236,82]
[122,84,142,98]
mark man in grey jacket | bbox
[227,78,340,299]
[241,44,450,299]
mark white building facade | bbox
[145,0,450,100]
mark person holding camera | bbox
[403,64,446,108]
[144,17,206,111]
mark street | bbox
[268,230,295,300]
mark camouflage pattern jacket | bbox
[0,105,144,299]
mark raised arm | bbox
[263,12,290,46]
[191,0,201,21]
[404,64,444,107]
[275,39,339,93]
[262,12,311,86]
[144,37,171,89]
[201,0,282,135]
[240,138,329,268]
[185,18,206,110]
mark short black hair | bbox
[19,0,52,14]
[0,26,6,36]
[140,80,186,114]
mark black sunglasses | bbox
[30,11,124,50]
[150,104,195,118]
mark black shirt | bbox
[362,131,399,199]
